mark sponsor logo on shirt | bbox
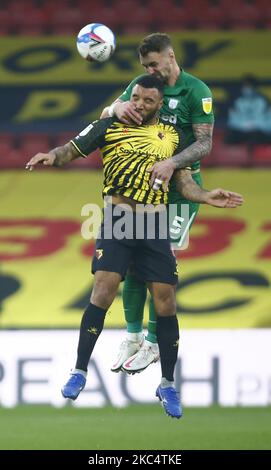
[79,123,94,136]
[202,97,212,114]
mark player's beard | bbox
[142,109,159,124]
[152,71,169,85]
[153,66,171,85]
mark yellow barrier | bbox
[0,169,270,328]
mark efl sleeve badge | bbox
[202,97,213,114]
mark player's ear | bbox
[168,48,175,59]
[158,98,163,110]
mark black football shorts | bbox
[92,204,178,285]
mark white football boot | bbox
[111,334,144,372]
[122,340,160,374]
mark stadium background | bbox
[0,0,271,451]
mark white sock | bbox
[160,377,174,388]
[127,332,144,343]
[72,368,87,378]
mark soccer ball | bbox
[76,23,116,62]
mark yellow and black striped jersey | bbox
[71,117,185,204]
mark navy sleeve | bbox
[71,118,113,157]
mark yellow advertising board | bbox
[0,31,270,84]
[0,169,270,329]
[1,32,270,133]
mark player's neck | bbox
[168,63,181,86]
[144,116,159,126]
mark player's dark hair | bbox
[138,33,172,57]
[136,75,164,97]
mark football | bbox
[76,23,116,62]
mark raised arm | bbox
[172,123,213,169]
[25,142,81,171]
[100,99,142,125]
[174,169,244,208]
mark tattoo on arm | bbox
[174,169,208,203]
[172,123,213,169]
[51,142,81,167]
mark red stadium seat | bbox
[147,0,179,10]
[19,134,52,161]
[255,0,271,26]
[122,8,155,34]
[124,25,150,34]
[205,130,249,166]
[0,10,10,26]
[156,7,194,30]
[194,6,228,29]
[72,149,102,169]
[251,145,271,165]
[50,7,83,34]
[225,5,261,29]
[9,7,50,35]
[0,24,11,36]
[202,129,224,167]
[218,0,248,8]
[74,8,120,32]
[3,156,26,168]
[16,25,48,36]
[176,0,224,29]
[0,134,24,169]
[2,0,268,34]
[52,132,75,148]
[0,134,16,153]
[213,143,249,167]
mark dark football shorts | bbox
[92,204,178,285]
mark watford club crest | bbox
[95,249,103,259]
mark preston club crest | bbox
[168,98,179,109]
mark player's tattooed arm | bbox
[25,142,80,171]
[173,169,209,202]
[52,143,81,167]
[174,169,244,208]
[171,123,213,169]
[148,123,213,187]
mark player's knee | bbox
[154,295,176,316]
[90,271,120,308]
[91,280,115,309]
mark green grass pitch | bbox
[0,405,270,450]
